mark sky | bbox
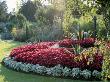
[5,0,18,13]
[3,0,50,13]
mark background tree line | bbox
[0,0,110,42]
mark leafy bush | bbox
[50,64,63,76]
[32,65,46,74]
[80,38,95,48]
[92,70,101,79]
[71,68,81,78]
[27,25,64,42]
[9,14,29,42]
[12,28,28,42]
[80,69,91,79]
[62,67,71,76]
[1,32,12,40]
[58,38,95,48]
[58,39,78,48]
[9,14,27,29]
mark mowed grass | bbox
[0,40,25,61]
[0,40,103,82]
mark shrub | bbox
[74,47,103,71]
[62,67,71,76]
[80,38,95,48]
[33,65,46,74]
[58,39,78,48]
[58,38,95,48]
[12,28,28,42]
[46,64,63,76]
[50,64,63,76]
[19,63,30,72]
[80,69,91,79]
[27,25,64,42]
[92,70,101,79]
[71,68,81,78]
[1,32,12,40]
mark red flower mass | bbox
[10,38,102,70]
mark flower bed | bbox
[2,38,103,80]
[2,57,101,80]
[9,47,103,70]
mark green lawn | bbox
[0,40,104,82]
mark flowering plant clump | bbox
[8,38,103,70]
[92,70,101,79]
[2,57,102,80]
[80,38,95,48]
[58,39,78,47]
[49,64,63,76]
[71,68,81,78]
[58,38,95,48]
[9,47,103,70]
[62,67,71,76]
[80,69,91,79]
[11,48,76,67]
[74,47,103,71]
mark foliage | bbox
[2,57,101,80]
[27,24,64,42]
[32,64,46,74]
[71,68,81,78]
[84,0,110,39]
[9,14,27,29]
[63,0,108,40]
[1,32,12,40]
[0,41,82,82]
[62,67,71,76]
[96,0,110,36]
[19,0,41,22]
[101,42,110,80]
[9,39,102,70]
[80,38,95,48]
[11,28,28,42]
[92,70,101,79]
[80,69,91,79]
[8,14,30,42]
[35,7,56,26]
[58,38,95,48]
[12,0,107,42]
[63,0,92,37]
[63,0,74,37]
[0,1,8,22]
[74,46,103,70]
[50,64,63,76]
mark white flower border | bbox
[2,57,101,80]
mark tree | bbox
[63,0,88,37]
[96,0,110,36]
[35,6,57,26]
[0,1,8,22]
[19,0,41,21]
[9,13,27,29]
[83,0,110,38]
